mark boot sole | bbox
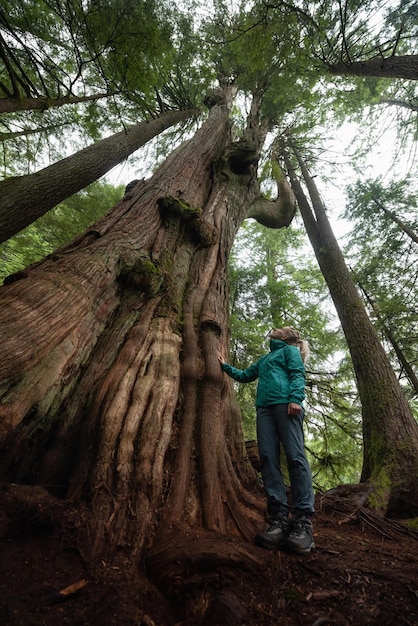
[254,536,286,551]
[282,541,315,554]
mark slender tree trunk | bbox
[330,54,418,80]
[372,198,418,244]
[377,99,418,112]
[283,141,418,517]
[0,91,114,113]
[358,281,418,395]
[0,122,70,142]
[0,108,199,243]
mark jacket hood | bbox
[269,338,287,352]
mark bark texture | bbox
[330,55,418,80]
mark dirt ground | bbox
[1,484,418,626]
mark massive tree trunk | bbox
[0,90,295,616]
[283,141,418,517]
[0,108,199,243]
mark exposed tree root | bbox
[146,523,267,623]
[146,524,266,587]
[319,485,418,541]
[2,483,72,524]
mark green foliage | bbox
[0,0,175,104]
[0,0,201,176]
[2,0,417,182]
[0,181,124,282]
[200,2,321,128]
[253,0,417,147]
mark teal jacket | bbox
[221,339,306,408]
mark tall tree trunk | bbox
[372,198,418,244]
[329,55,418,80]
[0,91,294,616]
[0,91,114,113]
[358,281,418,395]
[0,108,199,243]
[282,140,418,517]
[0,122,70,142]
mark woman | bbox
[219,327,315,554]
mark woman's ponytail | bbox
[298,339,310,363]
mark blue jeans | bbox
[256,404,314,517]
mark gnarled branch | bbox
[245,161,296,228]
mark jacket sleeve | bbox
[221,361,259,383]
[286,346,306,405]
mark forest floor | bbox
[1,484,418,626]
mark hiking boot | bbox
[283,515,315,554]
[255,514,290,551]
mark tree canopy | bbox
[2,0,417,178]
